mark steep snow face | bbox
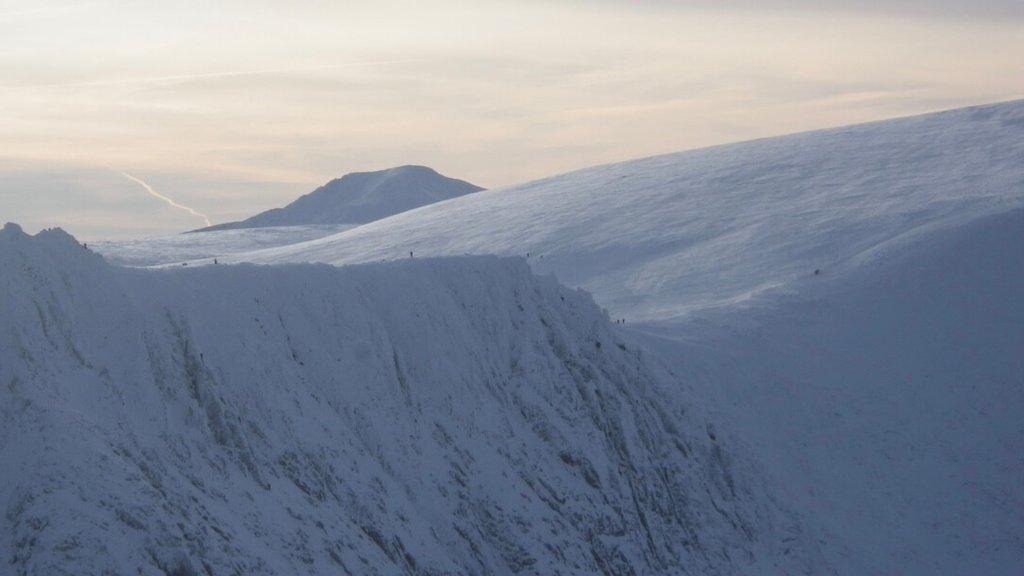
[92,224,355,267]
[197,165,483,232]
[226,100,1024,320]
[0,224,820,575]
[631,208,1024,575]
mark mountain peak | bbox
[195,166,483,232]
[385,164,437,175]
[2,222,25,237]
[330,165,437,184]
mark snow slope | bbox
[91,224,355,267]
[224,100,1024,321]
[631,206,1024,575]
[196,165,483,232]
[0,223,822,575]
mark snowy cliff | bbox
[0,223,818,575]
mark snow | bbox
[115,99,1021,574]
[91,165,484,268]
[7,99,1023,574]
[91,224,355,267]
[219,100,1024,321]
[630,206,1024,575]
[195,165,484,232]
[0,222,821,574]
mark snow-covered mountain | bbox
[95,165,481,265]
[0,223,821,575]
[167,100,1022,574]
[221,100,1024,321]
[12,100,1023,574]
[195,165,483,232]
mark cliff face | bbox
[0,224,818,575]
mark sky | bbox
[1,0,1021,239]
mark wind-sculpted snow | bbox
[0,223,820,575]
[224,100,1024,320]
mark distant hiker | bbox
[82,242,87,250]
[814,268,821,276]
[213,258,218,265]
[409,251,413,258]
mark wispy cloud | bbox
[0,1,123,22]
[563,0,1024,20]
[117,171,211,227]
[1,60,419,91]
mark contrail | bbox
[117,171,211,227]
[2,60,419,91]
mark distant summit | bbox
[195,165,483,232]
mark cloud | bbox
[0,2,123,22]
[567,0,1024,20]
[0,60,420,91]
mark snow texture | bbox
[0,223,820,575]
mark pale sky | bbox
[1,0,1021,239]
